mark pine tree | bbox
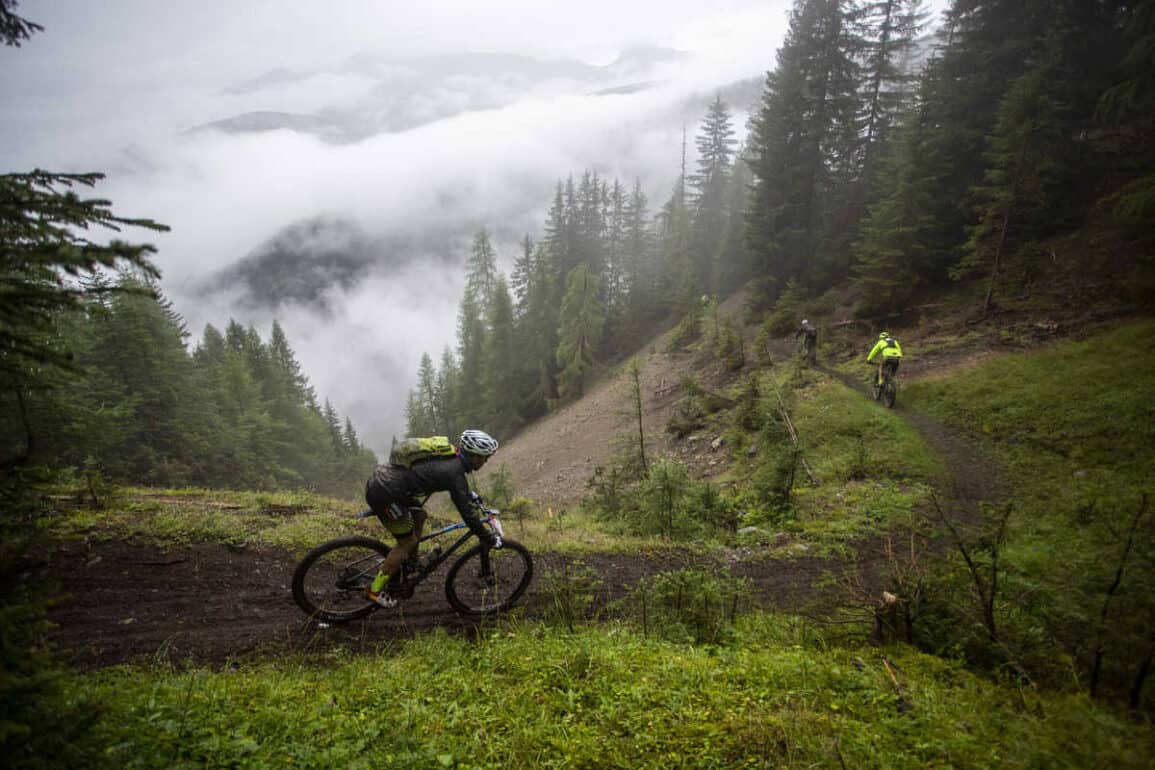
[623,180,657,324]
[716,153,755,294]
[455,291,486,427]
[517,244,559,417]
[435,346,459,435]
[746,0,860,304]
[690,96,738,294]
[1,172,167,470]
[0,1,42,47]
[413,352,439,434]
[556,263,605,399]
[465,228,499,311]
[482,277,520,435]
[342,417,360,452]
[511,234,535,316]
[1096,0,1155,237]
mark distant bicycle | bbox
[292,500,533,623]
[797,335,817,366]
[872,362,898,408]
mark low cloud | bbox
[4,0,789,453]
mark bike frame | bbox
[354,508,505,590]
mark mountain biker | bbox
[364,429,502,607]
[867,331,903,387]
[796,319,818,364]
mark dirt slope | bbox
[493,292,760,508]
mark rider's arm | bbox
[892,341,903,357]
[867,340,883,363]
[445,471,494,544]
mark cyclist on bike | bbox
[867,331,903,387]
[364,429,502,607]
[796,319,818,364]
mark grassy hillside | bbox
[21,318,1155,768]
[54,622,1155,769]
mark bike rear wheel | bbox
[445,539,534,616]
[292,536,391,623]
[883,378,897,408]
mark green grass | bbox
[725,367,942,556]
[39,487,371,555]
[903,319,1155,557]
[60,620,1153,769]
[903,319,1155,701]
[38,485,677,557]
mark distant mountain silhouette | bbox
[192,47,690,144]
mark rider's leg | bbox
[367,503,419,598]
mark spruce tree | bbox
[556,263,605,399]
[482,277,520,435]
[465,228,499,311]
[689,96,738,294]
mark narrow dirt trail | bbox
[816,361,1005,517]
[37,540,848,668]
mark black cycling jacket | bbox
[369,455,486,537]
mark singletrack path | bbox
[38,539,851,668]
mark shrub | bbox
[623,568,752,644]
[538,563,602,632]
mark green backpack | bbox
[389,436,456,468]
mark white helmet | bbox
[458,429,499,456]
[801,319,809,325]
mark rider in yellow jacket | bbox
[867,332,903,386]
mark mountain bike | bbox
[797,335,817,365]
[871,362,898,408]
[291,502,533,623]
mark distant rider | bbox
[364,429,501,607]
[796,319,818,364]
[867,331,903,386]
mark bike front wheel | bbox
[292,536,391,623]
[445,539,534,616]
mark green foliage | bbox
[40,487,370,555]
[712,314,745,371]
[589,457,733,542]
[905,321,1155,704]
[622,568,751,645]
[556,263,604,399]
[761,279,808,337]
[538,563,602,632]
[49,624,1155,769]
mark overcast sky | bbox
[3,0,945,454]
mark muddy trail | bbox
[39,347,1000,670]
[36,539,854,668]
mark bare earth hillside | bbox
[492,292,765,508]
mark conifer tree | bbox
[556,263,605,399]
[511,234,535,316]
[517,244,559,417]
[482,277,520,435]
[746,0,860,303]
[435,346,459,435]
[454,291,486,427]
[465,228,499,310]
[690,96,738,294]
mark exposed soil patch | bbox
[35,538,871,669]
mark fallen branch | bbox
[770,382,818,486]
